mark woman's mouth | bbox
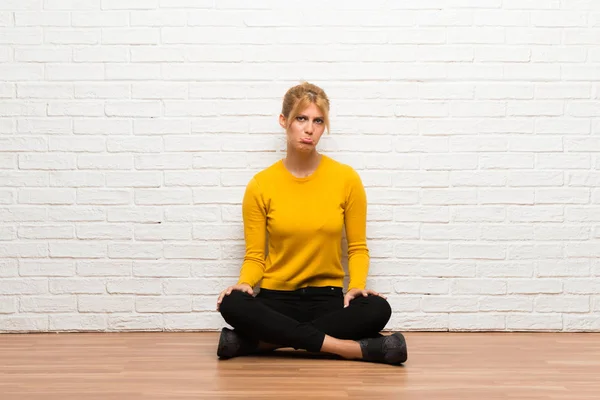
[300,138,313,144]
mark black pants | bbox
[218,286,392,353]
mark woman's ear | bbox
[278,114,287,129]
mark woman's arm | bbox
[344,169,370,291]
[237,177,267,287]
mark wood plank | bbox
[0,332,599,399]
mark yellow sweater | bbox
[237,154,370,291]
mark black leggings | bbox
[218,286,392,352]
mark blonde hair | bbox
[281,82,330,133]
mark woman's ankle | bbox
[320,335,362,359]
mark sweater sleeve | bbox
[344,168,370,290]
[237,177,267,287]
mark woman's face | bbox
[280,103,326,153]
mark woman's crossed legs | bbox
[217,287,407,365]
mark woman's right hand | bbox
[216,283,254,311]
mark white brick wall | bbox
[1,1,599,333]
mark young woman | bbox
[216,82,407,365]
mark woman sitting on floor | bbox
[216,82,407,365]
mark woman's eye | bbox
[315,119,323,124]
[296,116,306,121]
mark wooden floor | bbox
[1,332,599,399]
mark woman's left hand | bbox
[344,288,387,308]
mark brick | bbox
[535,296,589,312]
[0,297,16,314]
[136,297,191,313]
[45,29,100,45]
[480,154,534,169]
[0,83,16,99]
[49,279,106,294]
[478,262,534,277]
[1,206,47,221]
[0,260,18,277]
[72,12,128,27]
[107,207,162,223]
[74,119,131,134]
[108,243,162,259]
[0,101,46,116]
[421,189,477,205]
[131,46,185,62]
[451,279,506,295]
[49,242,106,258]
[130,10,186,26]
[0,28,42,45]
[77,260,131,277]
[49,137,106,153]
[508,171,564,186]
[19,154,76,170]
[18,225,74,239]
[508,206,563,222]
[564,315,600,331]
[480,225,534,240]
[106,172,161,188]
[0,279,47,295]
[536,260,590,277]
[507,314,562,330]
[78,296,133,312]
[475,47,530,62]
[163,278,229,295]
[18,119,71,135]
[164,171,219,187]
[132,83,187,99]
[564,279,600,294]
[20,296,76,313]
[134,119,191,136]
[449,314,505,331]
[133,261,191,277]
[535,83,590,99]
[46,64,103,81]
[49,314,107,331]
[394,206,449,222]
[0,316,48,332]
[538,154,591,169]
[135,189,192,205]
[0,189,14,204]
[77,189,130,205]
[451,171,507,187]
[451,206,505,222]
[106,279,161,294]
[15,47,71,62]
[163,206,220,222]
[102,0,158,10]
[479,296,533,312]
[74,47,128,62]
[164,243,219,260]
[49,206,104,222]
[135,225,192,241]
[78,154,133,170]
[388,313,448,331]
[422,296,478,312]
[77,224,133,240]
[566,243,600,258]
[508,244,563,260]
[102,28,159,45]
[45,0,100,10]
[105,64,161,80]
[0,243,48,258]
[479,189,534,205]
[164,313,223,331]
[105,102,161,117]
